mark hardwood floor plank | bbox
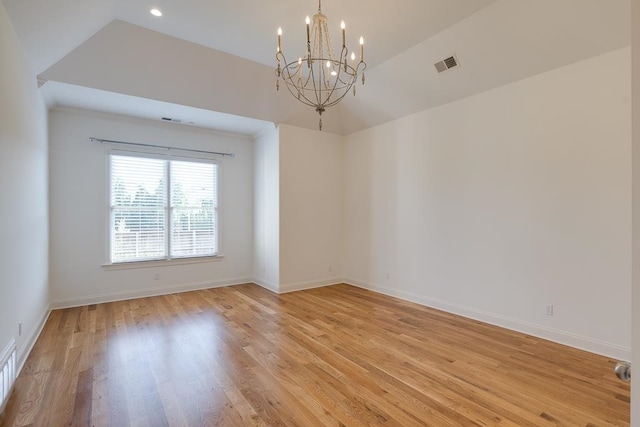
[71,367,93,426]
[0,284,629,426]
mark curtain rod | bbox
[89,137,235,158]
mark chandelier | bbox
[276,0,367,130]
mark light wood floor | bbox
[0,284,629,426]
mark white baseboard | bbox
[50,277,254,309]
[253,278,279,293]
[44,276,630,363]
[253,276,343,294]
[278,277,343,294]
[17,307,50,376]
[344,277,631,361]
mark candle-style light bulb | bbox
[326,60,331,68]
[341,21,346,48]
[359,36,364,61]
[306,16,311,46]
[277,27,282,52]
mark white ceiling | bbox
[3,0,631,136]
[40,81,274,136]
[3,0,497,73]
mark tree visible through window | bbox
[109,153,218,263]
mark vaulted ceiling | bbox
[3,0,631,135]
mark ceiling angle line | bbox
[89,137,235,158]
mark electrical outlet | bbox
[545,304,554,316]
[385,272,391,280]
[327,265,333,272]
[153,273,160,280]
[18,323,22,336]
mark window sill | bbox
[102,255,224,270]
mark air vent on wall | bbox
[434,54,459,73]
[161,117,183,123]
[160,117,196,126]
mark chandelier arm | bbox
[324,56,357,102]
[281,69,320,107]
[326,62,358,106]
[276,52,289,78]
[315,58,338,105]
[280,62,327,108]
[281,80,322,108]
[322,64,341,105]
[334,48,355,86]
[301,62,314,88]
[321,80,351,108]
[281,58,360,96]
[278,54,318,108]
[309,59,324,107]
[321,88,353,108]
[280,56,311,100]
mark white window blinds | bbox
[109,153,218,263]
[170,160,218,258]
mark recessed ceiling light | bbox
[150,8,162,17]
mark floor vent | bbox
[434,54,460,73]
[0,339,17,412]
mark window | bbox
[109,152,218,263]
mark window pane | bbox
[110,155,166,262]
[170,161,217,257]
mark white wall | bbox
[0,3,50,366]
[48,108,254,307]
[631,0,639,422]
[278,125,344,291]
[345,47,632,359]
[253,126,280,291]
[253,124,345,293]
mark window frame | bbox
[105,148,221,266]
